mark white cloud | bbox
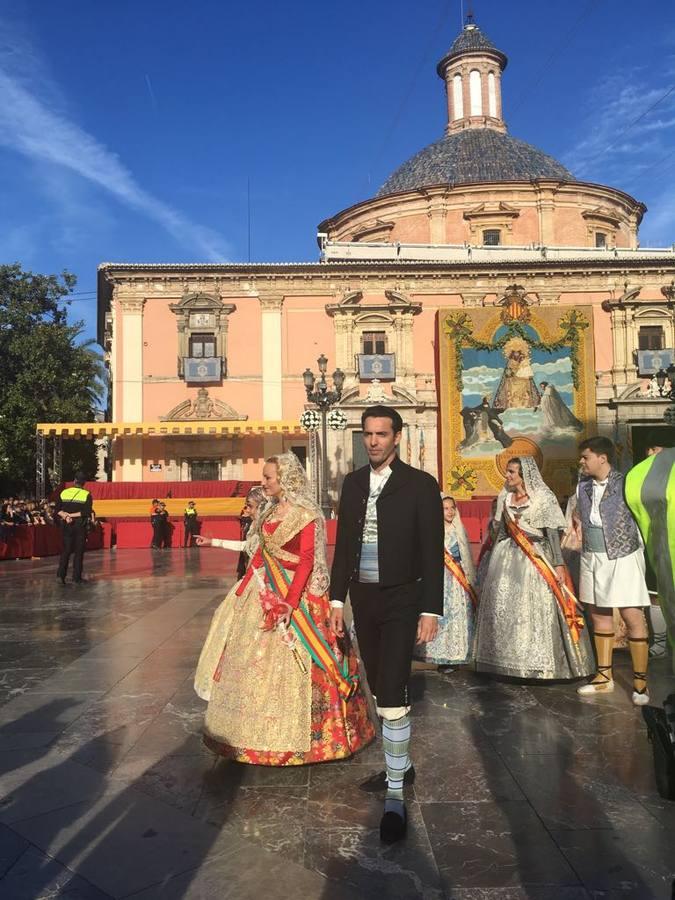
[563,68,675,245]
[0,23,230,262]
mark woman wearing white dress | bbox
[474,457,594,681]
[415,496,477,673]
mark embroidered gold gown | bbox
[194,507,375,765]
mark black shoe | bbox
[359,766,415,794]
[56,577,66,585]
[73,578,89,584]
[380,805,407,844]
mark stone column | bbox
[427,195,448,244]
[118,294,145,481]
[260,295,284,456]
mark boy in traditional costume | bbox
[576,437,652,704]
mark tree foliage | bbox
[0,264,105,494]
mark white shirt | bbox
[576,477,608,527]
[590,479,608,527]
[362,465,392,544]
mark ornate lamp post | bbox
[303,355,345,517]
[663,363,675,426]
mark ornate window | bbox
[469,69,482,116]
[483,228,501,246]
[639,325,665,351]
[169,291,236,382]
[595,232,607,248]
[452,73,463,120]
[189,333,216,358]
[362,331,387,355]
[488,72,497,117]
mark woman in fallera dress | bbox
[474,456,594,681]
[415,496,477,673]
[194,452,375,765]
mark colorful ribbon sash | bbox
[504,513,585,644]
[260,544,359,701]
[444,550,478,609]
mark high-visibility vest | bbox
[185,507,197,516]
[60,487,90,503]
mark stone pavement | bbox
[0,548,674,899]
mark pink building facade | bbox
[97,20,675,499]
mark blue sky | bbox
[2,0,675,345]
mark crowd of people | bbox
[191,405,675,846]
[1,497,57,531]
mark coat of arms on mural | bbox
[437,287,596,498]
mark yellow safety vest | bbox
[60,487,90,503]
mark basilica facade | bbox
[97,20,675,500]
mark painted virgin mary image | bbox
[493,338,541,410]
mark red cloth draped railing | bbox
[0,524,104,561]
[60,480,257,500]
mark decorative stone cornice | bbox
[117,296,146,314]
[259,295,284,311]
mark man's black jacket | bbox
[330,455,444,615]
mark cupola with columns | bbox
[437,16,507,134]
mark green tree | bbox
[0,264,105,494]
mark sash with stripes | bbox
[444,550,478,609]
[260,543,359,701]
[504,513,585,644]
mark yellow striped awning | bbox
[37,420,306,438]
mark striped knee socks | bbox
[382,714,411,810]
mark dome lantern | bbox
[437,18,508,135]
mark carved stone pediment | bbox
[326,289,422,318]
[463,201,520,221]
[169,289,236,316]
[340,381,421,408]
[161,388,246,421]
[581,206,622,228]
[352,219,395,242]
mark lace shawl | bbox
[254,451,330,596]
[446,510,477,586]
[494,456,566,532]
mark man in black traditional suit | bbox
[330,405,444,843]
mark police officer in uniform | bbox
[55,472,93,584]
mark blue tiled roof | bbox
[377,129,575,196]
[449,24,499,56]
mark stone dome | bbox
[377,129,575,198]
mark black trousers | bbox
[57,525,86,581]
[151,520,164,548]
[349,581,420,709]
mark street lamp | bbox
[303,355,345,517]
[664,364,675,426]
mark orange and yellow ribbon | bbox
[444,550,478,609]
[504,514,585,644]
[260,545,358,701]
